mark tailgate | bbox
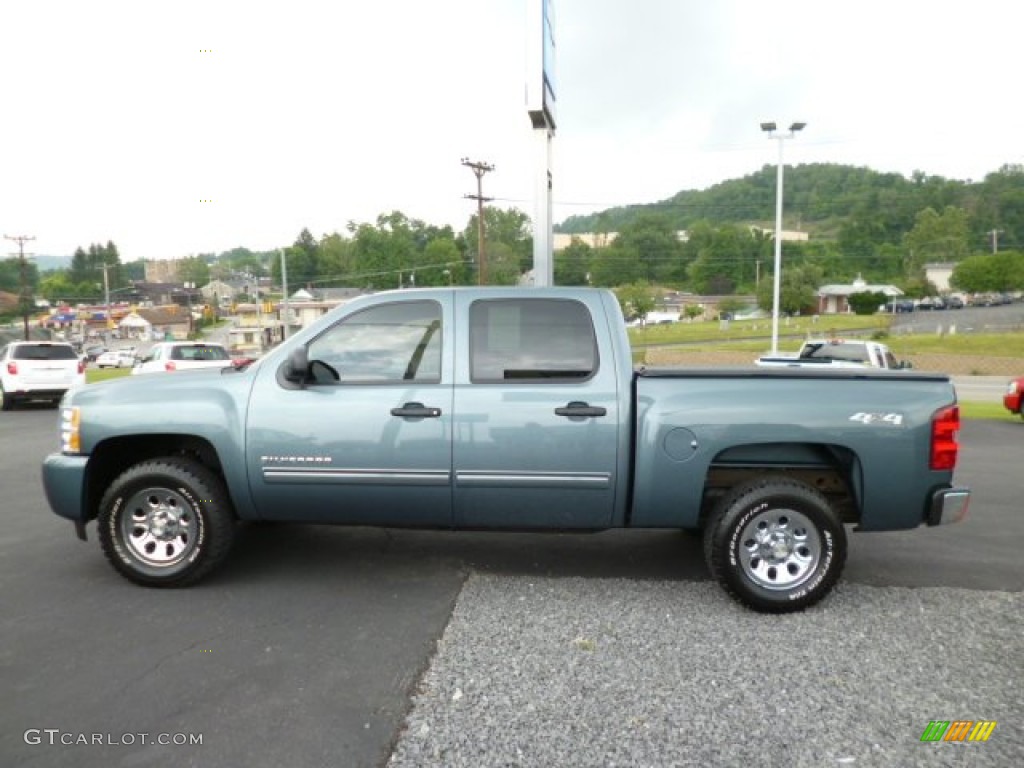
[15,360,77,389]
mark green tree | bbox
[68,241,124,290]
[614,281,657,322]
[554,237,592,285]
[69,247,91,285]
[464,207,532,283]
[902,206,970,275]
[847,291,888,315]
[951,250,1024,292]
[613,213,686,284]
[219,247,265,277]
[756,263,823,315]
[589,241,644,287]
[315,233,355,285]
[39,272,77,303]
[420,237,465,285]
[177,256,210,287]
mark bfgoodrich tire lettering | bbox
[703,476,847,613]
[98,458,236,587]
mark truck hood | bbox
[68,365,259,409]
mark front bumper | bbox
[926,487,970,526]
[41,452,89,536]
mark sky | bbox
[2,0,1022,263]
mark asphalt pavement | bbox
[1,409,1021,767]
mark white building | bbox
[924,263,956,293]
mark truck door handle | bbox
[391,402,442,418]
[555,401,607,418]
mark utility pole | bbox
[4,234,36,341]
[461,158,494,285]
[98,262,113,342]
[279,248,290,340]
[988,229,1003,254]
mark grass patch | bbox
[886,333,1024,357]
[959,401,1020,422]
[86,368,132,384]
[628,314,886,347]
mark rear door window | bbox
[469,299,598,383]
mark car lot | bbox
[889,299,1024,335]
[1,407,1021,766]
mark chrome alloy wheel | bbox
[738,508,821,590]
[120,487,198,567]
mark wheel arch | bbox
[699,441,862,527]
[85,434,233,524]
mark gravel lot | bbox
[389,575,1022,768]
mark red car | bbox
[1005,377,1024,418]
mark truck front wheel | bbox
[703,476,847,613]
[98,457,236,587]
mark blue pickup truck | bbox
[42,287,970,612]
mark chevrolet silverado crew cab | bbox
[1,341,86,410]
[41,288,970,612]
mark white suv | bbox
[132,342,234,374]
[0,341,86,410]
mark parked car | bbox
[95,348,137,369]
[884,299,915,313]
[1005,377,1024,419]
[132,342,233,374]
[1,341,85,410]
[83,345,109,363]
[944,296,965,309]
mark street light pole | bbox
[761,121,806,355]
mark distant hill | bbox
[556,162,1024,251]
[33,255,72,272]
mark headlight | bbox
[1009,380,1021,395]
[61,407,81,454]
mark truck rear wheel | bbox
[98,457,236,587]
[703,476,847,613]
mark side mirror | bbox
[284,346,309,384]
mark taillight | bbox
[77,359,85,374]
[931,405,960,471]
[165,361,176,371]
[6,361,16,375]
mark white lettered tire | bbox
[98,457,236,586]
[703,476,847,613]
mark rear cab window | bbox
[469,298,598,383]
[12,344,78,360]
[171,345,230,361]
